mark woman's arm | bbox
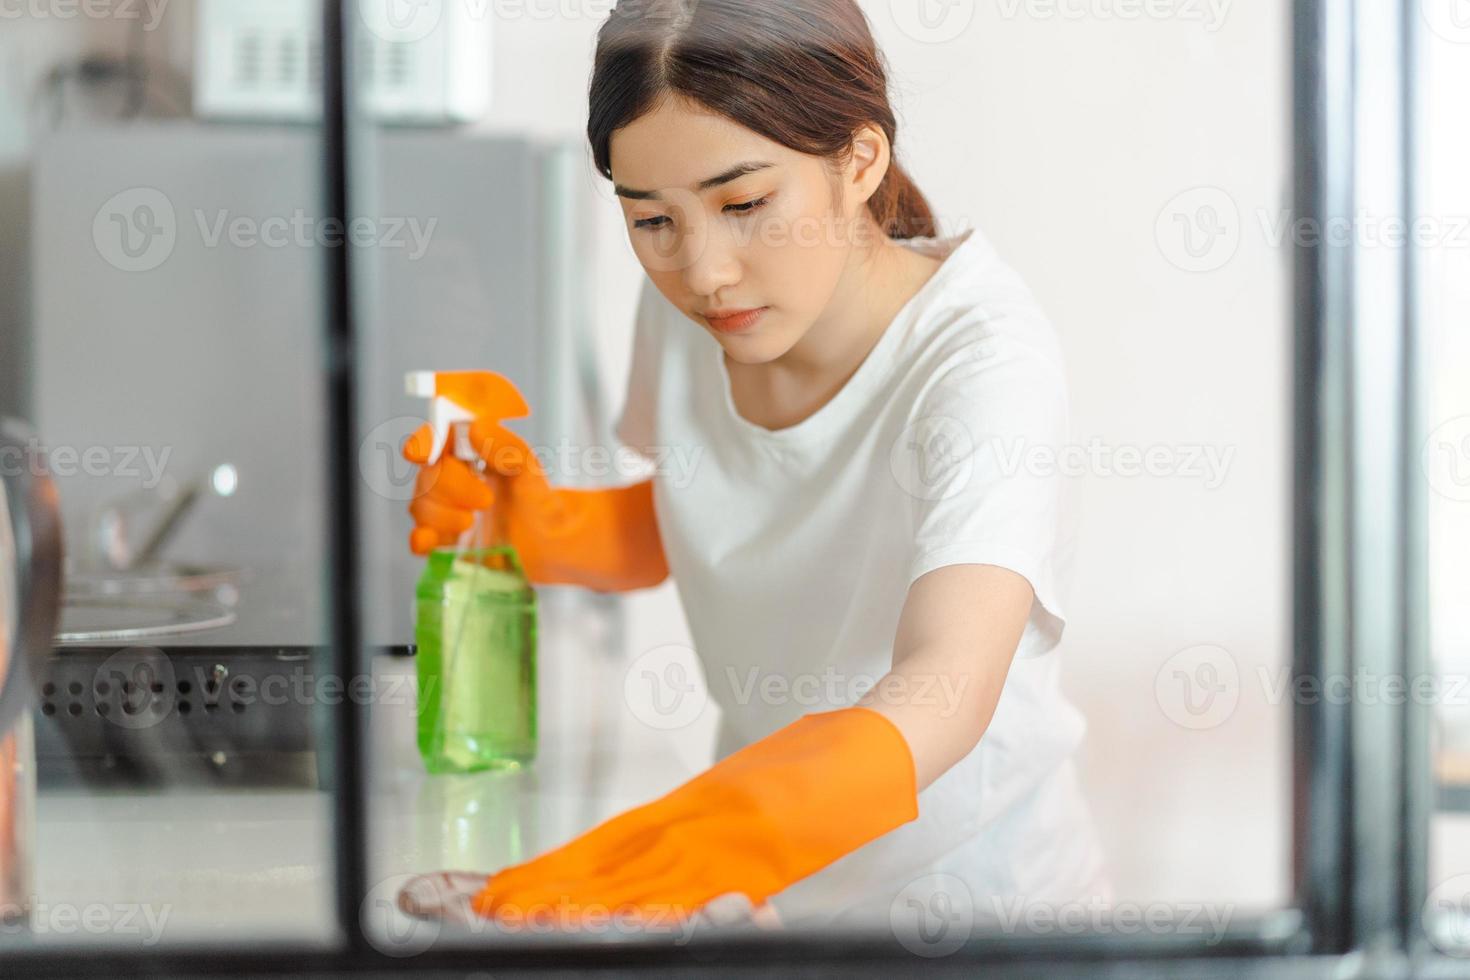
[408,411,670,593]
[522,477,670,593]
[397,562,1029,927]
[859,563,1033,790]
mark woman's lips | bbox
[703,307,767,334]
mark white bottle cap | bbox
[405,371,437,398]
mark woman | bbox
[399,0,1109,933]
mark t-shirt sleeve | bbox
[612,279,662,468]
[899,327,1071,652]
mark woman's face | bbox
[609,96,876,365]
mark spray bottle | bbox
[406,371,538,774]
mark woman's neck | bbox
[722,226,945,431]
[775,229,943,380]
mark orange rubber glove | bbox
[469,706,920,928]
[403,371,668,593]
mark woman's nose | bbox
[681,224,742,298]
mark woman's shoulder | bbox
[901,227,1068,399]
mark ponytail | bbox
[869,161,938,240]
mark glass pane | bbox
[1,3,334,951]
[349,0,1292,956]
[1422,1,1470,956]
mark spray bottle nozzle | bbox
[407,370,533,553]
[406,370,532,467]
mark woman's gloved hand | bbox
[402,371,668,593]
[398,706,920,931]
[397,873,784,935]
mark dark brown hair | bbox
[587,0,937,240]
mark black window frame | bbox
[8,0,1445,973]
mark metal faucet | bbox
[85,465,236,573]
[0,420,64,926]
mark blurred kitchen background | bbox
[0,0,1465,952]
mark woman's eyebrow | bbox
[614,161,776,200]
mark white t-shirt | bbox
[614,226,1105,923]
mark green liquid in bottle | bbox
[415,546,537,774]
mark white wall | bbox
[1423,2,1470,891]
[867,5,1294,907]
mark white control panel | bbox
[194,0,493,124]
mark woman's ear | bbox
[846,123,892,207]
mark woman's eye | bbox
[633,196,768,231]
[724,196,770,215]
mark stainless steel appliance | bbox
[31,123,607,648]
[27,124,622,780]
